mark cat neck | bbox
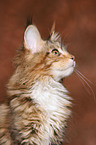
[30,77,71,112]
[7,76,72,111]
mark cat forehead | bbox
[24,24,67,54]
[45,40,67,52]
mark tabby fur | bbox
[0,23,76,145]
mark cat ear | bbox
[24,25,44,53]
[48,22,60,42]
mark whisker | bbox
[75,71,92,94]
[75,69,94,85]
[77,74,91,95]
[75,70,96,101]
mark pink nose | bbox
[71,56,75,61]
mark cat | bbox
[0,22,76,145]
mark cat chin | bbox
[52,66,75,82]
[63,66,75,77]
[51,60,76,82]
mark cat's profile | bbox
[0,22,76,145]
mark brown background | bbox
[0,0,96,145]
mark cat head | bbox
[23,23,76,81]
[8,23,76,92]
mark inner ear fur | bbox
[24,25,44,54]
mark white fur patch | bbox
[29,77,71,143]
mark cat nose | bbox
[70,55,75,61]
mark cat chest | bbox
[31,85,70,127]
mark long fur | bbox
[0,23,76,145]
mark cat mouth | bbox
[61,61,76,71]
[72,61,76,68]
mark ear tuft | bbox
[50,21,55,36]
[48,22,61,42]
[26,17,33,28]
[24,25,43,53]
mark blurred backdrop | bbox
[0,0,96,145]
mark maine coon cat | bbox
[0,22,76,145]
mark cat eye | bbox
[51,49,60,56]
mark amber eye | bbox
[51,49,60,56]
